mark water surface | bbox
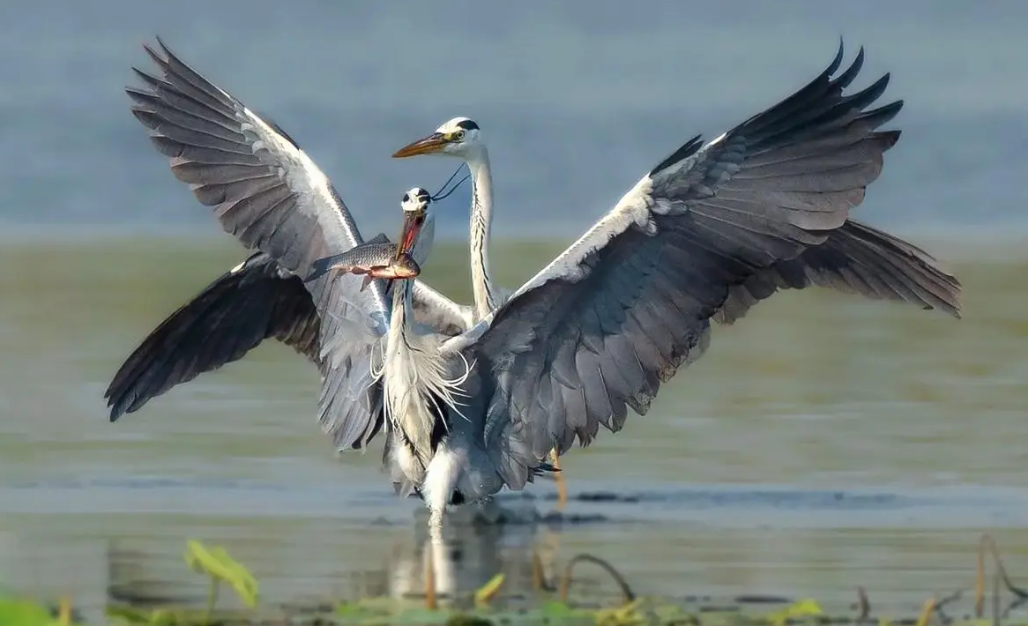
[2,1,1028,620]
[1,237,1026,621]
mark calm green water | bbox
[1,235,1027,620]
[1,1,1026,621]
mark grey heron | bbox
[390,101,963,504]
[107,39,484,447]
[112,38,965,529]
[115,37,500,463]
[304,189,472,485]
[104,38,566,500]
[310,42,964,531]
[106,44,959,512]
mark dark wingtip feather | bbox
[105,364,150,421]
[650,134,705,177]
[877,129,902,150]
[104,253,319,423]
[130,67,163,90]
[130,108,160,131]
[860,100,905,130]
[854,72,891,108]
[154,35,182,67]
[105,392,128,421]
[826,38,845,77]
[125,86,152,106]
[833,46,865,91]
[125,71,162,106]
[141,41,165,70]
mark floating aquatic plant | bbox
[11,532,1028,626]
[183,539,258,624]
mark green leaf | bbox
[183,539,259,608]
[0,598,54,626]
[594,598,647,626]
[768,598,822,626]
[473,573,505,608]
[387,607,454,625]
[539,600,575,616]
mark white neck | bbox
[384,282,431,467]
[381,278,470,480]
[387,281,415,360]
[465,148,498,320]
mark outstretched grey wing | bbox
[104,245,469,424]
[127,38,388,450]
[466,43,909,488]
[104,252,320,421]
[716,219,961,324]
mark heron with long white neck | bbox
[389,107,964,506]
[110,38,491,463]
[311,42,965,533]
[103,38,568,505]
[114,38,966,535]
[106,41,960,459]
[305,187,468,484]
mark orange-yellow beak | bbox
[392,132,450,158]
[397,209,425,260]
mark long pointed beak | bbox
[392,132,449,158]
[396,211,425,261]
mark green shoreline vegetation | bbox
[3,534,1027,626]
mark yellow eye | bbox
[454,130,466,141]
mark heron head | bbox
[392,117,482,159]
[397,187,432,260]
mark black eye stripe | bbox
[455,119,479,131]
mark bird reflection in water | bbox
[383,497,564,606]
[104,496,569,613]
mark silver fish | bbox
[307,243,421,291]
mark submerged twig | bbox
[975,533,1028,622]
[994,563,1001,626]
[531,548,556,593]
[856,586,871,623]
[978,539,986,619]
[558,553,635,605]
[933,588,962,625]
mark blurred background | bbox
[1,0,1027,622]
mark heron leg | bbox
[425,507,444,608]
[550,448,567,510]
[428,507,444,539]
[424,534,438,609]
